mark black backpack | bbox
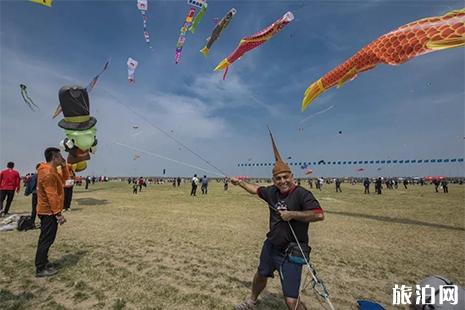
[17,216,34,231]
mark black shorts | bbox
[257,239,303,298]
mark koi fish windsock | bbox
[214,11,294,79]
[301,8,465,111]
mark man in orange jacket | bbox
[35,147,69,277]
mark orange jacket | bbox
[37,163,69,215]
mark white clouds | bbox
[141,91,227,140]
[188,73,281,116]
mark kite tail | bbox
[200,47,209,56]
[213,58,231,80]
[222,66,229,80]
[301,79,326,111]
[20,92,34,111]
[25,94,40,110]
[214,58,230,71]
[21,91,39,111]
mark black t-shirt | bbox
[257,185,322,249]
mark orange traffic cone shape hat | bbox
[268,127,292,177]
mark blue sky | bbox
[1,0,464,177]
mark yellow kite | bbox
[30,0,53,7]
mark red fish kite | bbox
[214,11,294,79]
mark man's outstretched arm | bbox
[230,178,260,195]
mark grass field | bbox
[0,181,464,310]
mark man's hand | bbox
[56,215,67,225]
[230,177,240,186]
[229,178,259,194]
[279,210,294,221]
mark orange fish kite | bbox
[301,8,465,111]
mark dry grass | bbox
[0,181,464,309]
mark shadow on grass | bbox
[326,210,465,231]
[257,290,287,309]
[55,250,87,268]
[75,198,109,206]
[0,289,34,310]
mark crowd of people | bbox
[237,176,456,195]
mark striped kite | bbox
[214,11,294,79]
[301,8,465,111]
[137,0,152,49]
[189,1,208,34]
[175,0,207,63]
[175,7,196,64]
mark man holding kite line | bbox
[231,130,324,310]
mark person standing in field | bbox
[201,175,208,194]
[363,178,370,194]
[35,147,68,277]
[335,178,342,192]
[231,130,324,310]
[0,161,21,217]
[375,178,382,195]
[191,174,199,196]
[441,179,448,193]
[24,163,42,227]
[85,176,91,190]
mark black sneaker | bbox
[36,268,58,277]
[45,262,59,269]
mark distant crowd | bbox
[2,159,462,219]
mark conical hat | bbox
[268,127,291,176]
